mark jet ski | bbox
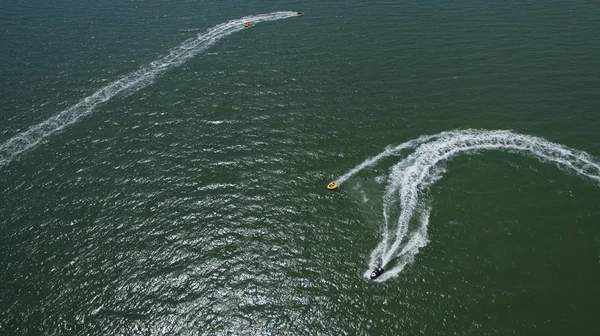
[297,12,304,15]
[370,267,384,279]
[244,22,254,28]
[327,182,338,190]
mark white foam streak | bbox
[0,11,300,168]
[334,133,438,186]
[337,129,600,281]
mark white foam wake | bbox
[337,129,600,282]
[0,11,301,168]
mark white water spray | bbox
[336,129,600,282]
[0,11,301,168]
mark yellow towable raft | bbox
[327,182,338,190]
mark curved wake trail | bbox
[334,133,439,186]
[335,129,600,282]
[0,11,301,168]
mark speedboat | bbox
[297,12,304,15]
[327,182,338,190]
[244,22,254,28]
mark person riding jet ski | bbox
[370,267,384,279]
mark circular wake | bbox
[0,11,301,168]
[333,129,600,282]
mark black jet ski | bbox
[297,12,304,15]
[370,267,384,279]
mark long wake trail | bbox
[334,129,600,282]
[0,11,301,168]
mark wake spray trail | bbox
[0,11,301,168]
[334,129,600,282]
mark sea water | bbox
[1,1,599,334]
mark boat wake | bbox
[332,129,600,282]
[0,11,301,168]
